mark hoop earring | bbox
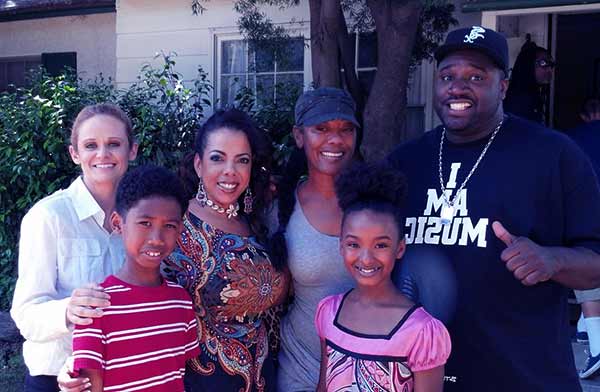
[196,178,207,206]
[243,187,253,214]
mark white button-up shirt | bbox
[11,177,124,376]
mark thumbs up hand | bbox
[492,221,561,286]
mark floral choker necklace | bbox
[196,180,239,219]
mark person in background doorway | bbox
[569,97,600,379]
[504,39,555,125]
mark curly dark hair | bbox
[335,161,408,237]
[178,108,273,244]
[116,164,188,218]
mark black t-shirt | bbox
[388,115,600,392]
[568,120,600,178]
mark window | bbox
[218,37,305,107]
[0,56,42,92]
[350,32,378,93]
[349,31,424,133]
[0,52,77,92]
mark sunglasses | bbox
[535,59,556,69]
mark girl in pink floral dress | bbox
[315,162,451,392]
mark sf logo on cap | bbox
[464,26,485,43]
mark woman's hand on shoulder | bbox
[66,283,111,326]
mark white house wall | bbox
[116,0,310,92]
[0,13,116,80]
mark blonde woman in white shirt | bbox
[11,103,138,392]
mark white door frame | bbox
[481,3,600,128]
[481,3,600,29]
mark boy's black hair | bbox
[335,161,408,237]
[116,164,188,218]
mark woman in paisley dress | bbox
[163,109,287,392]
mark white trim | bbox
[549,13,558,128]
[212,23,311,104]
[481,2,600,28]
[480,3,600,128]
[0,54,42,62]
[483,2,600,17]
[213,30,309,107]
[421,59,437,131]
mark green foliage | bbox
[0,55,211,311]
[0,341,26,392]
[234,0,305,74]
[232,81,300,171]
[0,69,114,310]
[196,0,456,68]
[120,52,212,169]
[413,1,458,65]
[341,0,458,66]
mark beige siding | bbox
[0,13,116,80]
[116,0,309,88]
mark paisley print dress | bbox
[163,212,285,392]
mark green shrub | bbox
[0,54,211,311]
[120,52,212,169]
[0,70,115,310]
[232,81,300,171]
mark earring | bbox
[196,178,207,206]
[243,187,253,214]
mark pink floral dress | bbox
[315,292,451,392]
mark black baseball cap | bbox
[294,87,359,127]
[435,26,509,74]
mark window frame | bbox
[214,31,310,108]
[0,55,42,92]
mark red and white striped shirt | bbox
[72,275,199,392]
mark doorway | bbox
[481,3,600,130]
[554,12,600,130]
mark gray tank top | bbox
[277,198,354,391]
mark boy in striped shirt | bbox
[72,165,199,392]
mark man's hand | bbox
[492,221,562,285]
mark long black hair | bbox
[267,147,308,271]
[179,108,272,244]
[504,43,550,123]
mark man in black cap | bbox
[388,26,600,391]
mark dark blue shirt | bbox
[388,115,600,392]
[568,120,600,178]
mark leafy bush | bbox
[232,81,300,171]
[120,53,212,169]
[0,54,211,311]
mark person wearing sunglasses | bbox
[504,40,555,125]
